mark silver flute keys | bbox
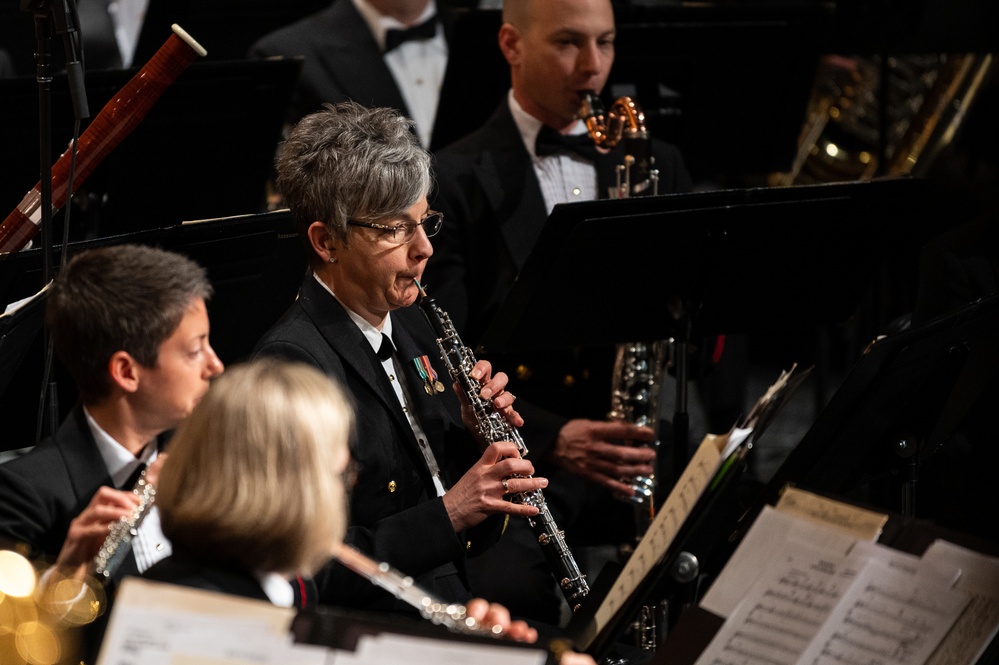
[336,544,505,637]
[92,466,156,581]
[415,281,590,611]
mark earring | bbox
[328,256,336,264]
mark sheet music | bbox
[922,540,999,665]
[701,507,860,619]
[328,633,545,665]
[694,537,968,665]
[775,488,888,542]
[694,538,862,665]
[578,432,729,648]
[796,558,969,665]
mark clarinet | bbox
[415,281,590,611]
[92,467,156,582]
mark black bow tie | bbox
[384,15,438,53]
[377,333,395,361]
[534,125,601,161]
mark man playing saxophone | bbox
[427,0,692,621]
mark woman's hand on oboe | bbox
[455,359,525,442]
[443,441,547,532]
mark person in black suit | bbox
[249,0,449,148]
[0,244,224,663]
[143,357,541,647]
[426,0,693,618]
[0,244,224,581]
[252,101,549,617]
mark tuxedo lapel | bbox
[297,279,411,438]
[471,103,548,272]
[317,0,410,115]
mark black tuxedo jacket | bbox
[0,405,157,578]
[427,98,693,445]
[249,0,451,135]
[253,276,500,612]
[142,554,317,609]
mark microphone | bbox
[51,0,90,120]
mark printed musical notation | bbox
[695,510,972,665]
[797,561,969,665]
[694,539,860,665]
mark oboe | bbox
[92,467,156,582]
[415,281,590,611]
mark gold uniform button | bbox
[387,480,397,493]
[516,364,532,380]
[563,374,575,387]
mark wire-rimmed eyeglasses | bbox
[347,211,443,244]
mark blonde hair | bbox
[157,358,353,577]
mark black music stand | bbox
[0,57,300,241]
[649,294,999,665]
[478,177,933,476]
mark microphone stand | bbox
[20,0,89,441]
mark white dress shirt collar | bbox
[83,407,158,489]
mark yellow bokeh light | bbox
[14,621,60,665]
[825,142,840,158]
[0,552,36,598]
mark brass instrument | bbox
[773,53,993,185]
[578,91,659,199]
[92,467,156,582]
[415,280,590,612]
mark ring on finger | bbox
[501,478,510,494]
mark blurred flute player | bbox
[143,359,536,639]
[0,244,224,582]
[253,101,547,614]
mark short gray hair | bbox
[275,101,432,265]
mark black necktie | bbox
[535,126,601,161]
[377,333,394,361]
[384,15,438,53]
[121,461,148,491]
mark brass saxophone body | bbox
[92,467,156,581]
[415,281,590,611]
[578,91,658,199]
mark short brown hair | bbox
[156,358,353,577]
[45,244,213,403]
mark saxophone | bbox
[92,467,156,581]
[415,281,590,611]
[578,91,658,199]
